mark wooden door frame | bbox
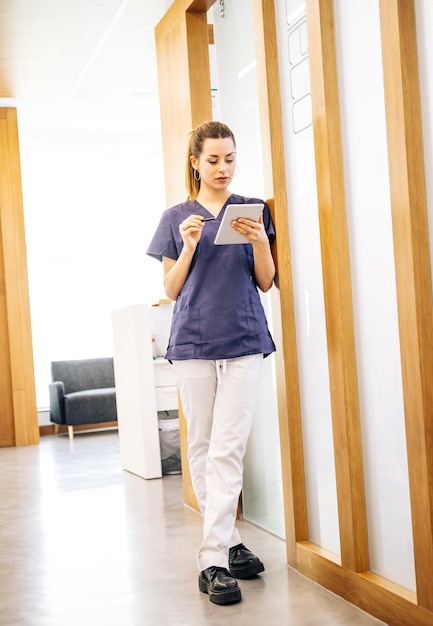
[0,108,39,447]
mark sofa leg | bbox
[68,425,74,440]
[53,424,60,435]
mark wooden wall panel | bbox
[379,0,433,611]
[255,0,433,622]
[0,108,39,447]
[155,0,214,208]
[255,0,433,623]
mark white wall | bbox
[13,0,171,413]
[19,101,167,410]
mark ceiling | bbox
[0,0,172,135]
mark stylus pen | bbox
[201,217,215,222]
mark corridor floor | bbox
[0,431,387,626]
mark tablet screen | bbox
[214,203,264,245]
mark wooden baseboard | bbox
[296,542,431,626]
[39,421,118,436]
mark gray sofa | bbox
[49,357,117,439]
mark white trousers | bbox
[173,354,263,572]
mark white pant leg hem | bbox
[197,553,229,572]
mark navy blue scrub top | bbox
[146,193,276,361]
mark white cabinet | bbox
[154,359,178,411]
[111,302,175,479]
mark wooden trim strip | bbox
[305,0,369,572]
[40,422,118,437]
[0,108,39,446]
[155,0,215,39]
[378,0,433,610]
[207,23,214,45]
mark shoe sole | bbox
[229,560,265,579]
[198,575,242,605]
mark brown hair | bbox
[185,121,236,200]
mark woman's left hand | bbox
[231,214,268,245]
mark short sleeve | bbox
[146,210,179,262]
[262,203,275,243]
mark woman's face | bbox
[191,137,236,193]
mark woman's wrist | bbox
[179,245,196,259]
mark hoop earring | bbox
[193,169,201,181]
[234,165,239,176]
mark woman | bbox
[147,121,276,605]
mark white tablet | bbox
[214,203,264,245]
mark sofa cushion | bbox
[51,358,115,394]
[64,388,117,426]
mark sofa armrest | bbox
[49,381,66,424]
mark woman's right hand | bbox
[179,214,204,251]
[163,215,206,300]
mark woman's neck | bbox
[196,189,232,216]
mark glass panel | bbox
[211,0,285,538]
[334,0,414,590]
[276,0,340,556]
[417,2,433,285]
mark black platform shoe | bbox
[198,566,242,605]
[229,543,265,579]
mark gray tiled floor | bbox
[0,431,387,625]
